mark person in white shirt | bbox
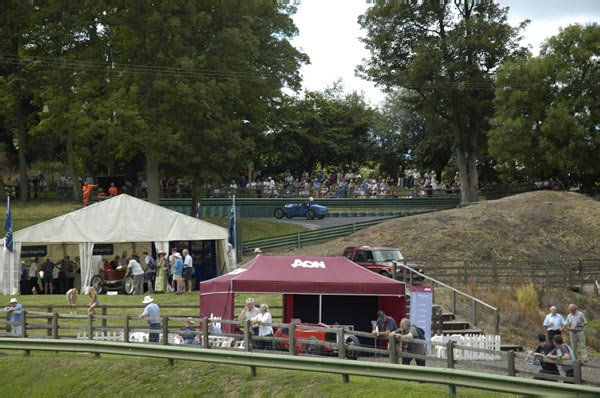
[182,249,194,293]
[251,303,274,350]
[127,254,144,295]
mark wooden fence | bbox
[1,310,599,386]
[404,259,600,289]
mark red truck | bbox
[342,246,424,280]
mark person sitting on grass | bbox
[87,287,99,314]
[66,288,78,314]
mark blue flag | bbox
[228,204,235,249]
[5,197,13,252]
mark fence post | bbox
[101,306,107,329]
[471,300,477,328]
[296,232,301,248]
[447,341,456,398]
[87,314,94,341]
[389,335,398,364]
[494,310,500,336]
[392,262,397,281]
[46,306,53,337]
[52,312,59,339]
[21,311,27,338]
[573,360,582,384]
[578,259,584,295]
[506,351,515,376]
[244,319,257,377]
[123,316,130,343]
[492,262,498,284]
[451,290,456,315]
[202,318,209,349]
[337,328,350,384]
[288,323,296,356]
[463,261,468,284]
[162,316,169,345]
[352,223,356,233]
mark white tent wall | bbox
[79,242,95,293]
[0,241,21,296]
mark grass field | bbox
[0,200,307,241]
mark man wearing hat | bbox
[4,298,24,336]
[139,296,160,343]
[253,248,262,255]
[127,254,144,295]
[372,310,397,337]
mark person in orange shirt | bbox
[108,182,118,197]
[82,183,95,206]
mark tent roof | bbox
[200,255,405,296]
[14,194,228,244]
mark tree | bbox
[358,1,528,201]
[489,24,600,190]
[374,89,453,178]
[266,85,377,175]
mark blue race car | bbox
[274,200,329,220]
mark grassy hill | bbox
[275,191,600,261]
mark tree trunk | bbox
[456,148,479,203]
[146,151,160,205]
[66,130,82,202]
[15,98,28,201]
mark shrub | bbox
[517,282,539,308]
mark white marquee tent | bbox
[0,194,234,295]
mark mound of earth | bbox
[275,191,600,261]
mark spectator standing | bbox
[531,332,560,378]
[238,297,260,337]
[119,252,128,268]
[372,310,397,337]
[565,304,588,362]
[543,306,566,342]
[108,182,118,197]
[42,257,54,294]
[66,288,78,314]
[182,249,193,293]
[393,318,426,366]
[52,260,61,294]
[82,182,95,206]
[29,258,41,294]
[127,254,144,295]
[154,250,168,293]
[62,256,74,291]
[139,296,160,343]
[143,251,155,294]
[173,252,184,294]
[4,298,23,336]
[251,304,274,350]
[168,248,178,292]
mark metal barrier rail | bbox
[0,338,598,398]
[242,211,434,253]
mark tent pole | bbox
[319,295,322,323]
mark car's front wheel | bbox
[123,275,134,295]
[306,209,315,220]
[274,208,285,219]
[90,275,104,294]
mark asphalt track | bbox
[258,215,396,230]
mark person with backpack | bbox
[393,318,426,366]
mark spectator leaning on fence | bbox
[4,298,23,336]
[393,318,426,366]
[546,335,575,382]
[531,332,559,378]
[139,296,160,343]
[543,306,565,342]
[372,310,397,337]
[565,303,588,362]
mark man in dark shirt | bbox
[372,310,397,337]
[532,332,559,379]
[42,258,55,295]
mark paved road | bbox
[258,215,396,230]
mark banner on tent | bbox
[93,244,114,256]
[21,245,48,258]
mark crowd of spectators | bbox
[208,166,461,199]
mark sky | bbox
[290,0,600,107]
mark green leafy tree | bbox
[266,85,377,175]
[489,24,600,190]
[358,1,528,201]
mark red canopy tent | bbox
[200,255,406,333]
